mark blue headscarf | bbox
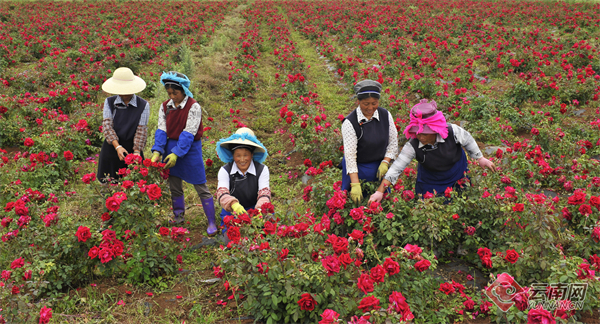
[216,132,268,164]
[160,71,194,99]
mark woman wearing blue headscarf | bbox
[150,71,217,236]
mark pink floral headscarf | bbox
[403,99,448,139]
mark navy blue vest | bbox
[410,124,462,172]
[345,107,390,163]
[224,162,265,209]
[107,95,146,141]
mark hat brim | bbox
[219,139,266,154]
[102,76,147,95]
[408,125,437,135]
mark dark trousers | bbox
[168,176,212,199]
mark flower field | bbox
[1,0,600,323]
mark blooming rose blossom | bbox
[357,273,374,294]
[10,257,24,269]
[383,257,400,275]
[145,184,162,200]
[439,282,455,295]
[75,226,91,242]
[39,306,52,324]
[321,255,341,276]
[319,309,340,324]
[63,151,74,161]
[527,306,556,324]
[358,295,381,312]
[414,259,431,272]
[505,249,519,264]
[297,293,317,311]
[369,264,386,283]
[388,291,414,321]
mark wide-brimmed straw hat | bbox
[102,67,146,95]
[216,128,268,164]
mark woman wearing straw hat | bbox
[368,99,496,203]
[341,79,398,204]
[150,71,217,236]
[215,128,270,227]
[97,67,149,183]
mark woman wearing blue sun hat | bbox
[150,71,217,236]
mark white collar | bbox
[115,94,138,107]
[417,134,445,148]
[356,106,379,123]
[230,160,256,176]
[166,96,189,109]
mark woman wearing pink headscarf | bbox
[369,99,495,201]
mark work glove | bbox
[231,202,247,215]
[151,152,161,163]
[163,153,178,169]
[477,157,496,173]
[376,161,389,180]
[369,191,384,204]
[350,183,363,204]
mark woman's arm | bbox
[383,110,399,163]
[151,105,167,154]
[341,119,359,180]
[170,101,202,158]
[256,166,271,209]
[132,101,150,154]
[216,166,238,212]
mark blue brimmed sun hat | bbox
[216,128,268,164]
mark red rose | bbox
[358,295,380,312]
[370,264,386,283]
[303,159,312,167]
[205,159,213,167]
[39,306,52,324]
[439,282,455,295]
[14,203,28,216]
[463,298,475,311]
[176,254,183,264]
[477,247,492,259]
[357,273,374,294]
[579,204,592,216]
[159,227,170,236]
[481,256,493,268]
[277,248,289,261]
[82,173,96,184]
[213,266,224,278]
[383,257,400,275]
[452,214,460,220]
[401,190,414,201]
[12,286,19,294]
[63,151,74,161]
[10,257,24,269]
[75,226,91,243]
[321,255,341,276]
[88,246,99,259]
[527,307,555,324]
[331,237,348,255]
[99,247,114,263]
[264,221,277,235]
[568,190,587,205]
[338,253,353,269]
[348,229,365,245]
[121,180,134,189]
[297,293,317,311]
[23,138,34,147]
[261,202,275,214]
[226,226,241,243]
[505,249,520,264]
[404,244,423,259]
[146,184,162,201]
[414,259,431,272]
[112,240,124,256]
[590,196,600,209]
[319,309,340,324]
[513,203,524,212]
[140,168,148,177]
[101,212,111,222]
[105,197,121,212]
[389,291,414,321]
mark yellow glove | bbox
[231,202,247,215]
[163,153,178,169]
[350,183,363,204]
[151,152,161,163]
[377,161,389,180]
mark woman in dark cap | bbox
[369,99,496,203]
[341,79,398,204]
[150,71,217,236]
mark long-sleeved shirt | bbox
[101,94,150,152]
[216,161,271,212]
[384,124,483,184]
[341,106,398,174]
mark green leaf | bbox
[272,294,278,307]
[559,275,568,282]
